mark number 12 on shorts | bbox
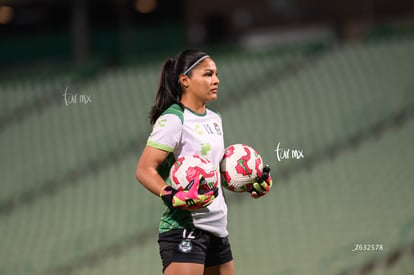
[183,228,196,240]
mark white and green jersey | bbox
[147,104,228,237]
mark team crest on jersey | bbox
[178,240,193,253]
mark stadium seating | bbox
[0,46,310,202]
[0,35,413,275]
[226,118,414,274]
[220,36,414,171]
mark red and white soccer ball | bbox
[169,155,218,192]
[220,144,263,192]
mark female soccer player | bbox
[136,49,272,275]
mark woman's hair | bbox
[149,49,209,125]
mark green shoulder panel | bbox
[161,103,184,124]
[207,107,222,119]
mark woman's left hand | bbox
[249,165,273,199]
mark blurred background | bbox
[1,0,414,274]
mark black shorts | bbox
[158,228,233,272]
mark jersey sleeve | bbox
[147,113,182,152]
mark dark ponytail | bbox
[149,58,181,125]
[149,49,209,125]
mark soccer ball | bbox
[169,155,218,192]
[220,144,263,192]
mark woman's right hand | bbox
[160,173,218,210]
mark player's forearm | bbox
[136,165,167,197]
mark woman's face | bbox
[184,57,220,103]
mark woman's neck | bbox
[180,96,206,114]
